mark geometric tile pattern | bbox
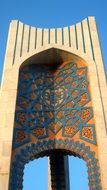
[13,62,96,148]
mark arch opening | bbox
[23,152,89,190]
[10,139,101,190]
[10,50,101,190]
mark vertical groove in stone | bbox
[81,22,86,53]
[69,25,76,49]
[29,27,36,50]
[63,27,69,47]
[36,28,42,48]
[48,28,50,44]
[50,28,55,44]
[44,29,49,45]
[82,19,92,57]
[27,26,31,52]
[74,25,78,49]
[12,21,19,64]
[68,26,71,47]
[20,24,25,57]
[35,28,37,49]
[62,28,64,45]
[55,28,57,43]
[41,28,44,46]
[76,23,84,51]
[57,28,62,45]
[15,22,24,59]
[87,18,95,61]
[23,25,31,54]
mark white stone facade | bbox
[0,17,107,189]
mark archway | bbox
[10,139,101,189]
[23,155,89,190]
[9,49,101,190]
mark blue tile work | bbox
[9,139,102,190]
[13,62,96,148]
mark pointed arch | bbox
[10,47,102,190]
[18,45,94,69]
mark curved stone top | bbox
[6,16,100,65]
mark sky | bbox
[0,0,107,189]
[23,156,88,190]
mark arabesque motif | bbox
[13,62,96,148]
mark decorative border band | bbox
[9,139,101,190]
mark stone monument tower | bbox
[0,17,107,190]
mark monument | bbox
[0,17,107,190]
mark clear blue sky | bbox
[0,0,107,189]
